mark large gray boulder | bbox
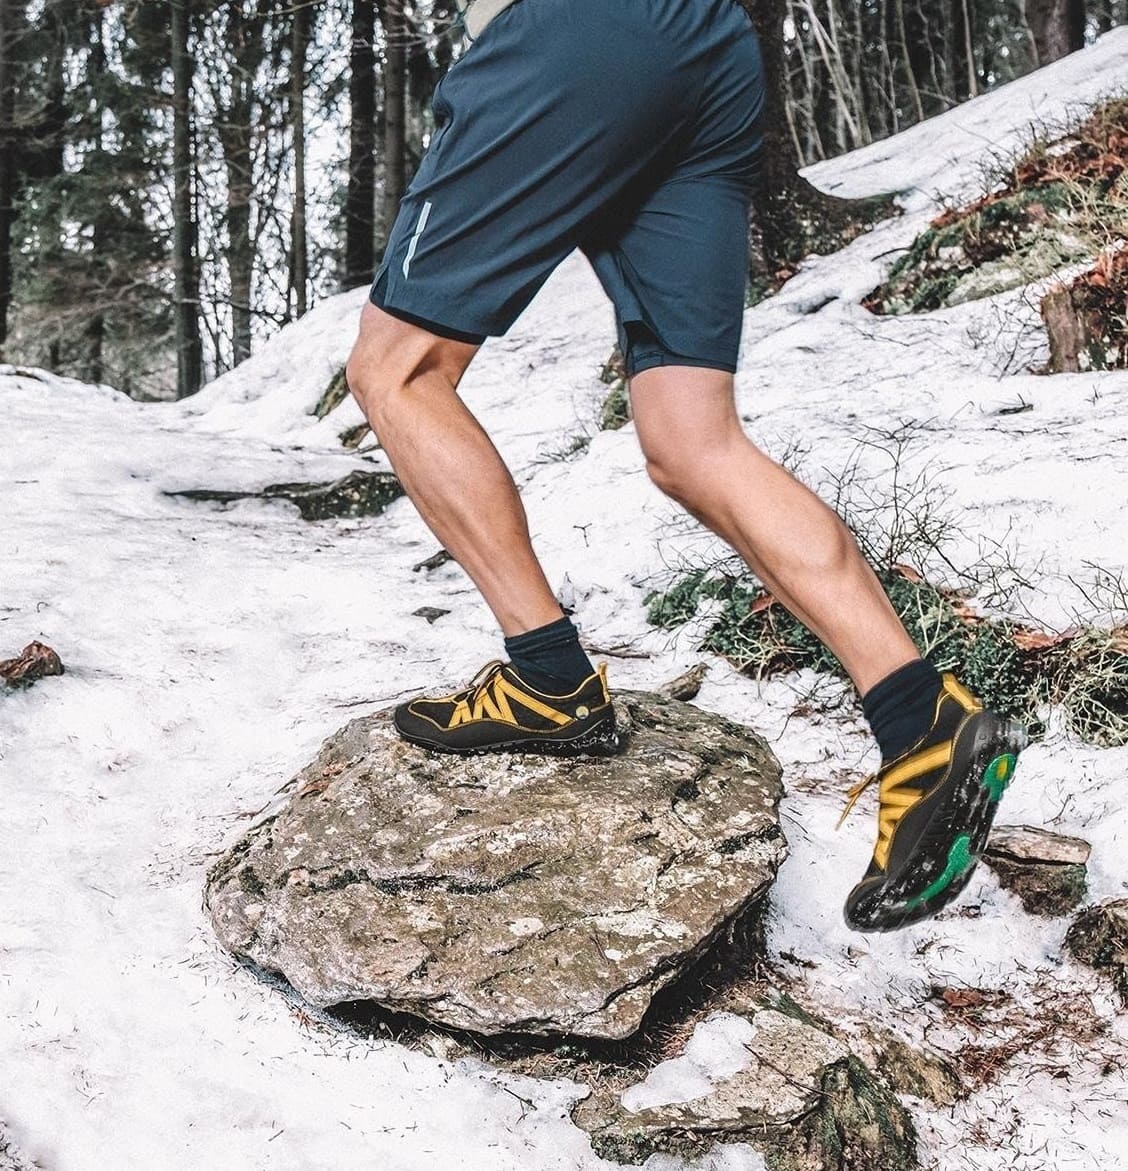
[205,690,786,1039]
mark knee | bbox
[345,311,407,423]
[344,303,454,425]
[643,446,713,511]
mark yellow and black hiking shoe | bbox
[393,659,621,756]
[839,672,1028,933]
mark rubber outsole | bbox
[844,711,1027,933]
[396,722,623,758]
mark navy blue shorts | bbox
[369,0,765,376]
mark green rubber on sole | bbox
[906,833,975,909]
[982,752,1016,801]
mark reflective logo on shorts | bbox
[402,200,433,280]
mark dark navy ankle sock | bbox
[503,615,595,695]
[861,658,944,763]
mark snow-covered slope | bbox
[3,29,1128,1171]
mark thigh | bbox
[371,0,706,342]
[581,1,765,377]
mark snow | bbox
[3,28,1128,1171]
[620,1014,759,1112]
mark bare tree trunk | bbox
[893,0,925,123]
[290,3,309,319]
[171,0,202,397]
[86,7,106,384]
[216,4,261,368]
[1026,0,1086,62]
[802,1,863,146]
[345,0,376,289]
[0,0,22,351]
[737,0,895,280]
[379,0,406,232]
[905,0,948,115]
[962,0,979,97]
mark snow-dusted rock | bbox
[166,468,403,521]
[205,691,786,1039]
[982,824,1091,916]
[571,1007,918,1169]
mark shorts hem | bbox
[369,283,491,345]
[626,354,738,377]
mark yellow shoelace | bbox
[459,658,507,706]
[836,770,878,830]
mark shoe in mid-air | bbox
[840,672,1027,932]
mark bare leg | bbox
[346,302,565,636]
[628,364,921,696]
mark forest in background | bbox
[0,0,1123,401]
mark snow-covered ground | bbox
[3,27,1128,1171]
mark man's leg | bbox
[628,364,920,696]
[630,364,1025,931]
[348,305,616,755]
[346,300,566,638]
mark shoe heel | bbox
[981,752,1016,801]
[979,716,1026,802]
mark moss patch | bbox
[645,565,1128,747]
[865,99,1128,316]
[313,367,350,420]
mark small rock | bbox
[412,607,450,624]
[572,1006,919,1168]
[657,663,708,702]
[312,366,350,419]
[412,549,453,573]
[0,641,64,689]
[1065,899,1128,1004]
[338,422,372,449]
[983,825,1091,916]
[868,1029,964,1106]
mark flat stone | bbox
[986,825,1091,866]
[205,690,786,1039]
[983,825,1091,917]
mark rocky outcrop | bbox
[571,1005,919,1169]
[982,824,1091,916]
[205,690,786,1039]
[167,468,402,521]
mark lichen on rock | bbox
[166,468,403,521]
